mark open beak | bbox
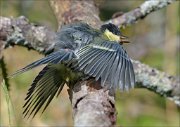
[119,35,130,44]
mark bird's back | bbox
[54,22,101,52]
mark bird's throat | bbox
[103,29,120,42]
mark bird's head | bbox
[100,23,130,44]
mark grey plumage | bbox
[11,22,135,118]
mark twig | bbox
[105,0,177,27]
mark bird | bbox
[11,22,135,118]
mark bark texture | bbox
[0,0,179,126]
[105,0,177,27]
[0,16,56,54]
[50,0,102,29]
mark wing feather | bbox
[89,50,109,76]
[23,65,66,118]
[115,54,123,89]
[109,53,119,88]
[94,52,113,80]
[10,49,75,77]
[129,61,135,88]
[72,48,95,69]
[101,52,116,87]
[125,60,131,90]
[119,56,126,90]
[84,49,106,74]
[74,40,135,90]
[77,49,100,70]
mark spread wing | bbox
[10,49,76,118]
[23,64,66,118]
[73,40,135,91]
[10,49,76,77]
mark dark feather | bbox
[88,50,109,76]
[23,65,66,118]
[74,40,135,90]
[10,49,76,77]
[109,53,119,88]
[129,60,135,88]
[119,56,126,90]
[84,49,105,74]
[24,66,49,100]
[94,52,113,81]
[115,53,123,89]
[125,60,131,90]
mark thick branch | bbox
[49,0,102,29]
[133,60,180,106]
[50,1,116,126]
[70,80,116,126]
[0,16,56,54]
[105,0,177,27]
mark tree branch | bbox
[105,0,177,27]
[0,16,56,54]
[133,60,180,106]
[49,0,102,29]
[50,0,116,126]
[70,80,116,126]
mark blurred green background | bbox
[0,0,179,126]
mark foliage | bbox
[0,57,10,91]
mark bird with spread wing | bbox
[11,22,135,118]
